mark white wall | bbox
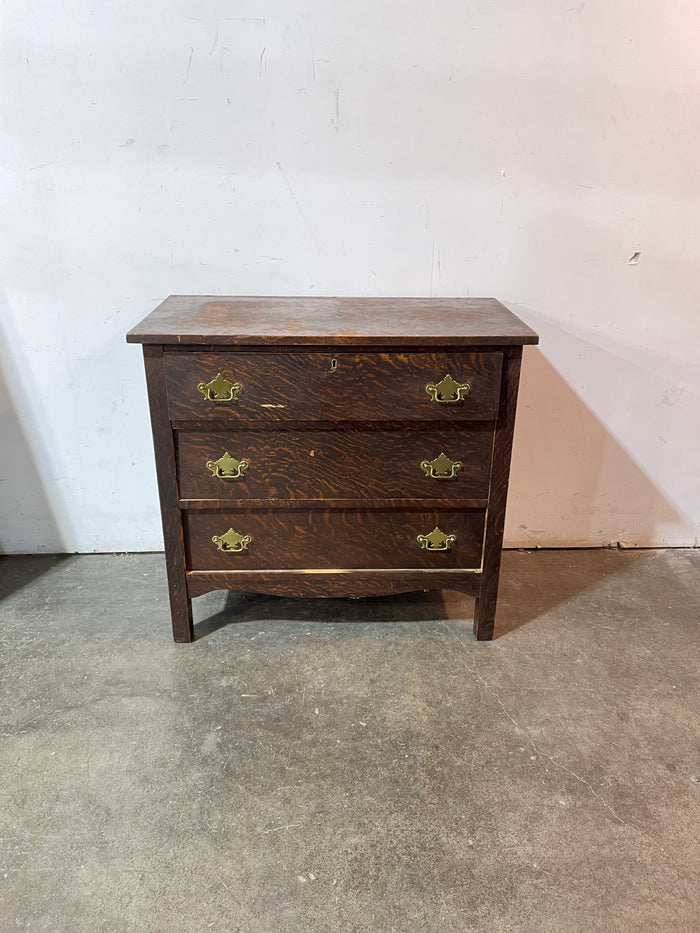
[1,1,699,553]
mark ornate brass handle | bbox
[212,528,252,552]
[425,373,471,403]
[206,452,249,480]
[421,452,462,480]
[198,373,243,403]
[417,526,456,551]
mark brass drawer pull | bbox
[425,373,471,403]
[421,452,462,480]
[198,372,243,402]
[206,452,249,480]
[212,528,252,552]
[417,526,456,551]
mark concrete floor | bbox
[0,549,698,933]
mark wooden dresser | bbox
[127,297,538,642]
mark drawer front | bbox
[184,508,485,571]
[164,350,502,422]
[177,428,494,501]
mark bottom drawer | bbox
[184,508,485,572]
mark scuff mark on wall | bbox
[306,16,317,81]
[276,161,321,249]
[661,386,685,407]
[332,88,340,131]
[182,47,194,85]
[429,241,441,295]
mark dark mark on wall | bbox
[182,47,194,85]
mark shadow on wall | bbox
[507,338,682,547]
[0,297,66,554]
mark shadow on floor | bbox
[192,548,649,641]
[193,587,451,639]
[494,547,648,637]
[0,554,72,601]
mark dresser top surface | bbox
[127,295,538,347]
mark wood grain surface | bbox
[176,426,494,501]
[128,297,538,642]
[186,569,483,600]
[142,346,194,642]
[127,296,539,346]
[473,346,523,640]
[164,350,503,423]
[179,498,489,510]
[184,507,486,572]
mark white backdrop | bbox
[1,1,699,553]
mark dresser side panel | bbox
[474,345,524,639]
[142,344,194,642]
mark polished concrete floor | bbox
[0,549,698,932]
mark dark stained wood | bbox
[142,345,194,642]
[180,497,490,510]
[127,296,539,346]
[184,507,486,572]
[186,570,483,600]
[473,346,523,640]
[164,350,503,423]
[176,427,494,501]
[128,296,538,642]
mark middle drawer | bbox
[176,428,494,501]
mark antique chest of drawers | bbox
[127,297,538,642]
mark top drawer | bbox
[164,350,503,422]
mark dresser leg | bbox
[473,592,496,640]
[169,590,194,643]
